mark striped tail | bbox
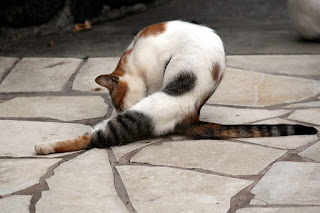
[174,121,318,139]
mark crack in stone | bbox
[44,62,65,69]
[0,58,21,85]
[63,58,87,92]
[106,148,137,213]
[1,151,86,213]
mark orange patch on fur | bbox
[220,129,240,138]
[53,135,91,153]
[212,63,220,82]
[251,129,264,137]
[113,68,125,76]
[111,80,128,112]
[138,22,167,38]
[181,111,200,124]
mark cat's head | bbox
[95,70,146,113]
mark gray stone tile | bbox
[284,101,320,108]
[0,57,18,79]
[37,149,127,212]
[112,137,163,160]
[227,55,320,76]
[117,165,252,213]
[131,140,286,175]
[239,135,317,150]
[200,105,289,125]
[0,96,108,121]
[237,207,320,213]
[208,68,320,107]
[250,162,320,205]
[0,158,61,196]
[299,141,320,162]
[0,58,81,92]
[0,120,91,157]
[0,195,32,213]
[288,108,320,125]
[253,118,296,125]
[73,57,119,93]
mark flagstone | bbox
[37,149,127,213]
[131,140,286,175]
[0,195,32,213]
[0,120,91,157]
[238,135,317,150]
[250,162,320,205]
[0,96,108,121]
[284,101,320,108]
[73,57,119,93]
[200,105,288,124]
[0,57,18,79]
[299,141,320,162]
[207,68,320,107]
[0,58,81,92]
[227,55,320,76]
[117,165,252,212]
[253,118,296,125]
[237,207,320,213]
[288,108,320,125]
[111,137,163,160]
[0,158,61,196]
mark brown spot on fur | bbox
[212,63,220,82]
[119,49,132,67]
[181,111,200,124]
[53,135,91,153]
[138,22,167,38]
[250,128,266,137]
[220,129,241,138]
[112,68,125,76]
[111,80,128,112]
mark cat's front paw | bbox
[35,142,55,155]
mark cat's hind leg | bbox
[35,134,91,155]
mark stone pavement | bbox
[0,55,320,213]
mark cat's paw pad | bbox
[35,142,55,155]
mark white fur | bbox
[115,20,226,135]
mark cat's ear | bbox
[95,74,119,92]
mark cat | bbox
[35,20,318,155]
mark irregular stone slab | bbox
[131,140,286,175]
[208,68,320,107]
[0,120,91,157]
[0,158,61,196]
[227,55,320,76]
[112,137,163,160]
[0,57,18,79]
[284,101,320,108]
[200,105,288,124]
[117,165,252,212]
[253,118,296,125]
[0,58,81,92]
[73,57,119,93]
[250,162,320,205]
[237,207,320,213]
[0,195,32,213]
[37,149,127,212]
[238,135,317,150]
[288,108,320,125]
[0,96,108,121]
[299,141,320,162]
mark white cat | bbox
[35,20,317,155]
